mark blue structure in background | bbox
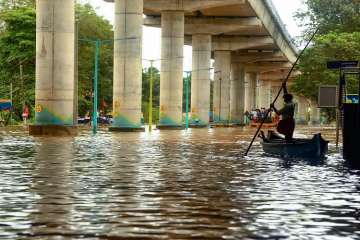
[0,100,12,111]
[346,95,359,104]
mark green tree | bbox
[0,0,35,10]
[292,32,360,99]
[292,0,360,117]
[296,0,360,35]
[76,3,113,117]
[0,5,35,119]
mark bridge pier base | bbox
[31,0,77,137]
[29,125,78,137]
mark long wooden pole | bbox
[244,27,319,156]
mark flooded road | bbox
[0,127,359,239]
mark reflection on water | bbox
[0,127,359,239]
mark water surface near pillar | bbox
[0,127,359,239]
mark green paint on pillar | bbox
[112,115,142,129]
[190,115,208,126]
[35,106,73,126]
[158,115,183,127]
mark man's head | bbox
[283,93,293,103]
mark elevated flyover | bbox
[140,0,298,124]
[31,0,299,136]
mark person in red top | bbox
[22,104,30,124]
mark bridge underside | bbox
[31,0,316,136]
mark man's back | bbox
[278,102,295,120]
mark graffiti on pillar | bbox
[35,104,42,113]
[160,105,166,112]
[114,101,120,109]
[113,100,121,117]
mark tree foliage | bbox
[0,0,35,10]
[292,32,360,99]
[291,0,360,103]
[76,3,114,117]
[0,5,35,119]
[296,0,360,35]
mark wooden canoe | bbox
[250,121,278,128]
[260,131,329,159]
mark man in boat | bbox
[270,89,296,143]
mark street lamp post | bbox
[10,82,13,125]
[184,71,191,130]
[214,71,222,123]
[92,40,100,134]
[79,38,112,134]
[149,60,154,132]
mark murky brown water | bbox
[0,126,359,239]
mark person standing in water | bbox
[270,91,296,142]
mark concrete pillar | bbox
[258,80,271,109]
[296,96,309,124]
[30,0,77,136]
[213,51,231,123]
[310,100,320,124]
[158,11,184,129]
[111,0,144,132]
[270,82,282,109]
[190,34,211,127]
[245,72,257,112]
[230,63,245,125]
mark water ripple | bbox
[0,127,359,239]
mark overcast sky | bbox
[78,0,306,70]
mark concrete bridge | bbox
[30,0,318,136]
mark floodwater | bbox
[0,126,359,240]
